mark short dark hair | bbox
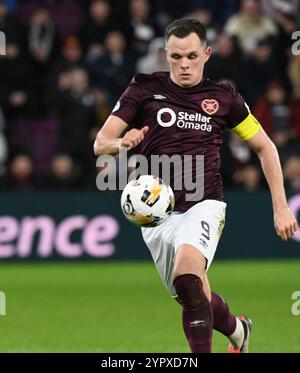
[165,18,207,46]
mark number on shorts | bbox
[201,221,210,240]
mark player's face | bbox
[166,33,211,88]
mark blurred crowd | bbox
[0,0,300,193]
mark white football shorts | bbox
[141,199,226,297]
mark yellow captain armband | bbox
[232,113,261,141]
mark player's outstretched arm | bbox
[93,115,149,156]
[246,127,298,241]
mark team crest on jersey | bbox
[201,99,219,115]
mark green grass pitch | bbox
[0,260,299,352]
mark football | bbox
[120,175,175,227]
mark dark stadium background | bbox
[0,0,299,352]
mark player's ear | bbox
[165,47,170,62]
[204,47,211,63]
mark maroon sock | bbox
[211,291,236,336]
[173,274,213,353]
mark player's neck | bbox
[169,74,203,89]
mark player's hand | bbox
[120,126,149,150]
[274,207,298,241]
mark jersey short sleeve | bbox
[227,86,261,141]
[110,75,143,128]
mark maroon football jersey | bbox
[112,72,250,212]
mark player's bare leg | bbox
[203,274,252,352]
[172,244,213,353]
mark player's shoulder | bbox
[204,79,245,112]
[204,78,237,96]
[131,72,169,89]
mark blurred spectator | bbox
[194,0,240,25]
[242,39,280,106]
[220,130,260,188]
[189,7,219,50]
[92,88,111,129]
[50,36,84,95]
[227,132,253,165]
[0,42,35,120]
[54,36,84,74]
[253,81,300,162]
[28,8,60,68]
[6,153,35,191]
[290,95,300,137]
[283,156,300,193]
[89,31,135,105]
[136,37,168,74]
[224,0,277,55]
[41,153,82,189]
[124,0,157,59]
[79,0,115,62]
[205,34,242,90]
[53,67,97,164]
[289,54,300,96]
[27,7,60,114]
[272,11,299,90]
[253,81,291,138]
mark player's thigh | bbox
[174,199,226,271]
[173,244,207,280]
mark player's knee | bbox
[173,273,209,310]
